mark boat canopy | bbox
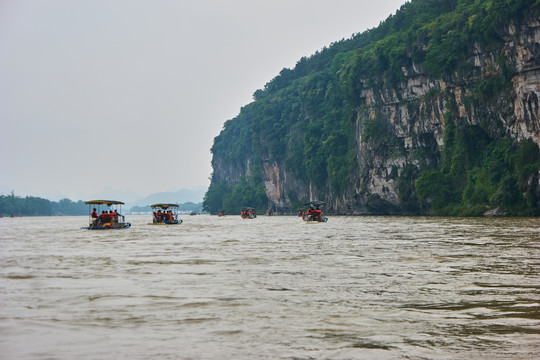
[150,203,179,209]
[242,207,256,211]
[85,200,125,206]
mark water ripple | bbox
[1,215,539,359]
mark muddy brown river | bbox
[1,215,539,359]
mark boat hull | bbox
[302,216,328,223]
[82,222,131,230]
[303,219,328,223]
[147,220,183,225]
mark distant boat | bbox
[82,200,131,230]
[149,204,183,225]
[302,201,328,223]
[241,207,256,219]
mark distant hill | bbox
[87,188,141,204]
[130,202,203,214]
[128,187,207,207]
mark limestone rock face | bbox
[211,17,540,214]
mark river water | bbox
[0,215,539,359]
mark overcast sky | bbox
[0,0,407,201]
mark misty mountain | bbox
[88,188,141,204]
[128,187,207,207]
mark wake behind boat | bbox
[82,200,131,230]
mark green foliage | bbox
[203,179,268,215]
[416,169,459,212]
[223,179,269,214]
[395,164,422,212]
[298,73,357,192]
[203,182,231,214]
[423,0,537,77]
[417,134,540,216]
[54,199,88,215]
[363,116,388,143]
[512,139,540,182]
[0,193,88,216]
[339,0,538,100]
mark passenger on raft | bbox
[153,210,174,223]
[307,206,322,221]
[314,207,322,221]
[91,208,99,225]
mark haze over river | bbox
[1,215,539,359]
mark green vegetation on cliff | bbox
[417,130,540,216]
[204,0,540,215]
[203,180,268,215]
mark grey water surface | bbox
[1,215,539,359]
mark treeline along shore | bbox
[0,193,202,217]
[0,193,87,216]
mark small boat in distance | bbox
[149,203,183,225]
[83,200,131,230]
[302,201,328,223]
[241,207,256,219]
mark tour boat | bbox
[148,203,183,225]
[83,200,131,230]
[241,207,256,219]
[302,201,328,223]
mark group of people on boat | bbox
[241,208,256,219]
[299,204,326,222]
[91,208,121,226]
[306,206,323,221]
[153,210,175,223]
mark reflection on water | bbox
[0,215,539,359]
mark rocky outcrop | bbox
[209,14,540,215]
[506,19,540,142]
[258,17,539,214]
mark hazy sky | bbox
[0,0,407,201]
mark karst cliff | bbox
[204,0,540,216]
